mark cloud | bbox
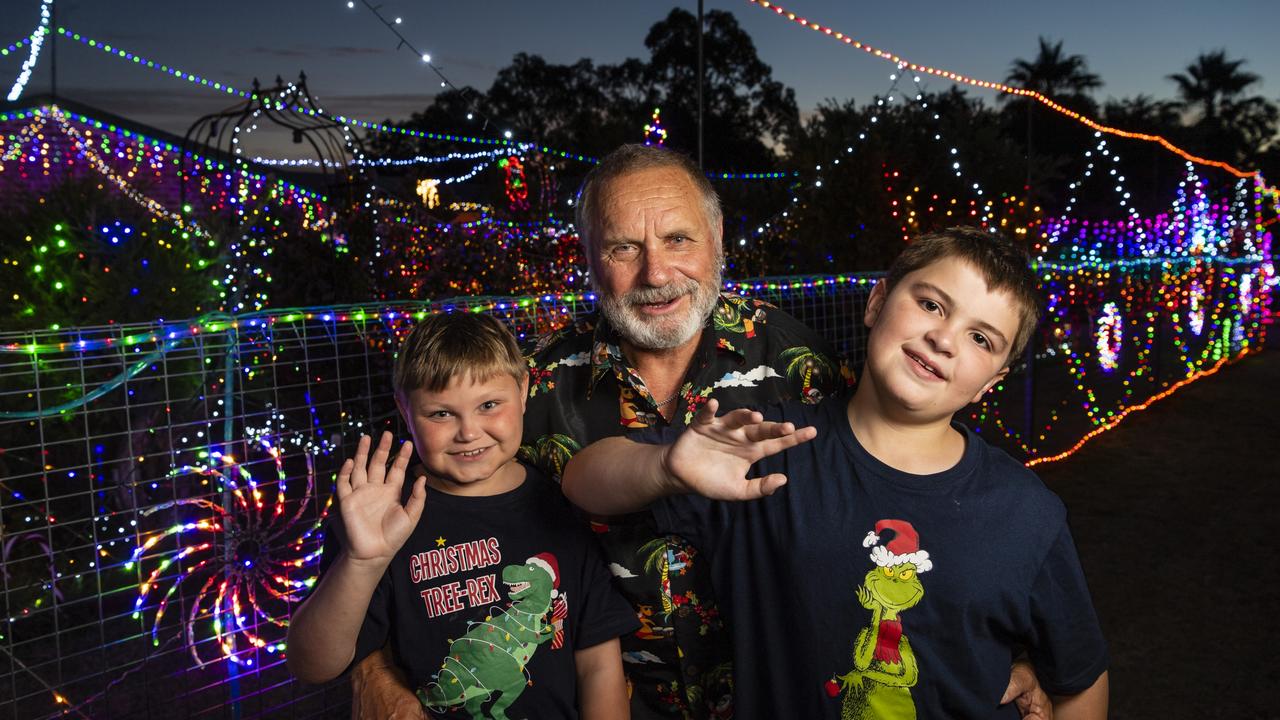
[557,351,590,367]
[608,562,637,578]
[712,365,780,389]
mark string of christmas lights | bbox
[249,147,516,169]
[130,432,331,667]
[744,0,1269,184]
[5,0,51,101]
[43,27,813,179]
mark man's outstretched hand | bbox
[660,398,817,501]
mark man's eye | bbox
[609,244,639,259]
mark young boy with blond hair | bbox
[564,227,1109,719]
[288,313,637,718]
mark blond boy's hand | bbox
[336,432,427,566]
[660,398,817,501]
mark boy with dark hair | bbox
[563,228,1109,718]
[288,313,638,719]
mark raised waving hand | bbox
[335,431,428,565]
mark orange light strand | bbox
[747,0,1265,181]
[1025,349,1251,467]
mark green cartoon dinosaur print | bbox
[419,553,567,719]
[831,519,932,720]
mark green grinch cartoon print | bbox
[829,519,931,720]
[419,553,568,719]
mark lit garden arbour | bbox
[180,73,377,313]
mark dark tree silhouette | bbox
[1005,37,1103,104]
[1167,50,1278,166]
[1000,38,1105,212]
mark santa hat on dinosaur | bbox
[863,519,933,573]
[526,552,561,598]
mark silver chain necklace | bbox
[653,389,681,407]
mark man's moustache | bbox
[623,280,699,305]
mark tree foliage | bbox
[1167,50,1278,166]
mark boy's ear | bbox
[864,280,888,328]
[394,391,409,423]
[517,372,529,413]
[969,366,1010,405]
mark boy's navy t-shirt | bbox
[646,398,1108,719]
[319,464,638,718]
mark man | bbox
[348,144,1046,719]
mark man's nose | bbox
[639,243,673,286]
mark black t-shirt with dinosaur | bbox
[648,397,1109,719]
[320,464,638,718]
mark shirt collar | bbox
[586,293,748,396]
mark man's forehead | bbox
[598,171,706,231]
[600,167,697,204]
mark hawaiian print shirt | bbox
[520,293,851,720]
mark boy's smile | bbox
[397,373,528,496]
[861,256,1022,424]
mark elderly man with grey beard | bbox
[346,144,1050,720]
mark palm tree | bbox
[1167,50,1260,126]
[779,346,834,401]
[1168,51,1277,164]
[1005,37,1103,102]
[1003,38,1103,194]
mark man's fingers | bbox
[349,434,372,488]
[746,423,817,453]
[741,473,788,499]
[693,397,720,424]
[717,407,765,431]
[367,431,394,485]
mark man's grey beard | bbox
[598,264,723,351]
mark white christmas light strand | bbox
[6,0,52,101]
[344,1,505,137]
[741,65,997,247]
[49,106,212,239]
[248,147,518,169]
[1049,134,1148,255]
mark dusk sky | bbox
[5,0,1277,162]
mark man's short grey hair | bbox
[574,144,723,257]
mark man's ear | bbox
[969,366,1010,405]
[864,280,888,328]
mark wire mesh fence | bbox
[0,261,1268,718]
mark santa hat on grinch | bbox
[527,553,562,598]
[863,519,932,573]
